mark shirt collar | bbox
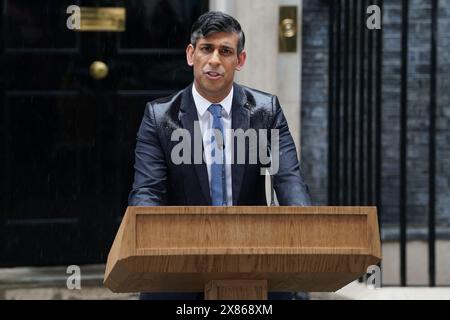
[192,83,233,118]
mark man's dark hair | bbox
[190,11,245,54]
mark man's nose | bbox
[208,49,221,66]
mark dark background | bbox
[0,0,208,267]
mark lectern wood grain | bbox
[104,206,381,293]
[205,280,268,300]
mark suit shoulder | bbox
[239,84,277,114]
[144,89,184,123]
[240,85,275,101]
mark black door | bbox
[0,0,207,267]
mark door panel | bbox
[0,0,207,266]
[5,0,78,50]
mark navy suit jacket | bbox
[128,83,311,206]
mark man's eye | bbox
[201,47,213,53]
[220,48,233,56]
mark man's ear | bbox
[186,44,195,67]
[235,50,247,71]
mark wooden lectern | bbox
[104,206,381,300]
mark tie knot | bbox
[208,104,223,118]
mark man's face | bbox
[186,32,246,103]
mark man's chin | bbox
[200,83,228,95]
[194,78,233,98]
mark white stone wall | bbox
[210,0,303,156]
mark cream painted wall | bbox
[209,0,303,155]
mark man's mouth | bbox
[204,71,223,80]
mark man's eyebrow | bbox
[199,42,235,49]
[221,43,234,48]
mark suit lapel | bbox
[231,83,249,205]
[179,85,212,204]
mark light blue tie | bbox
[208,104,227,206]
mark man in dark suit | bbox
[129,11,311,300]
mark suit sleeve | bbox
[128,102,168,206]
[270,96,312,206]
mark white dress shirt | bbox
[192,84,233,205]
